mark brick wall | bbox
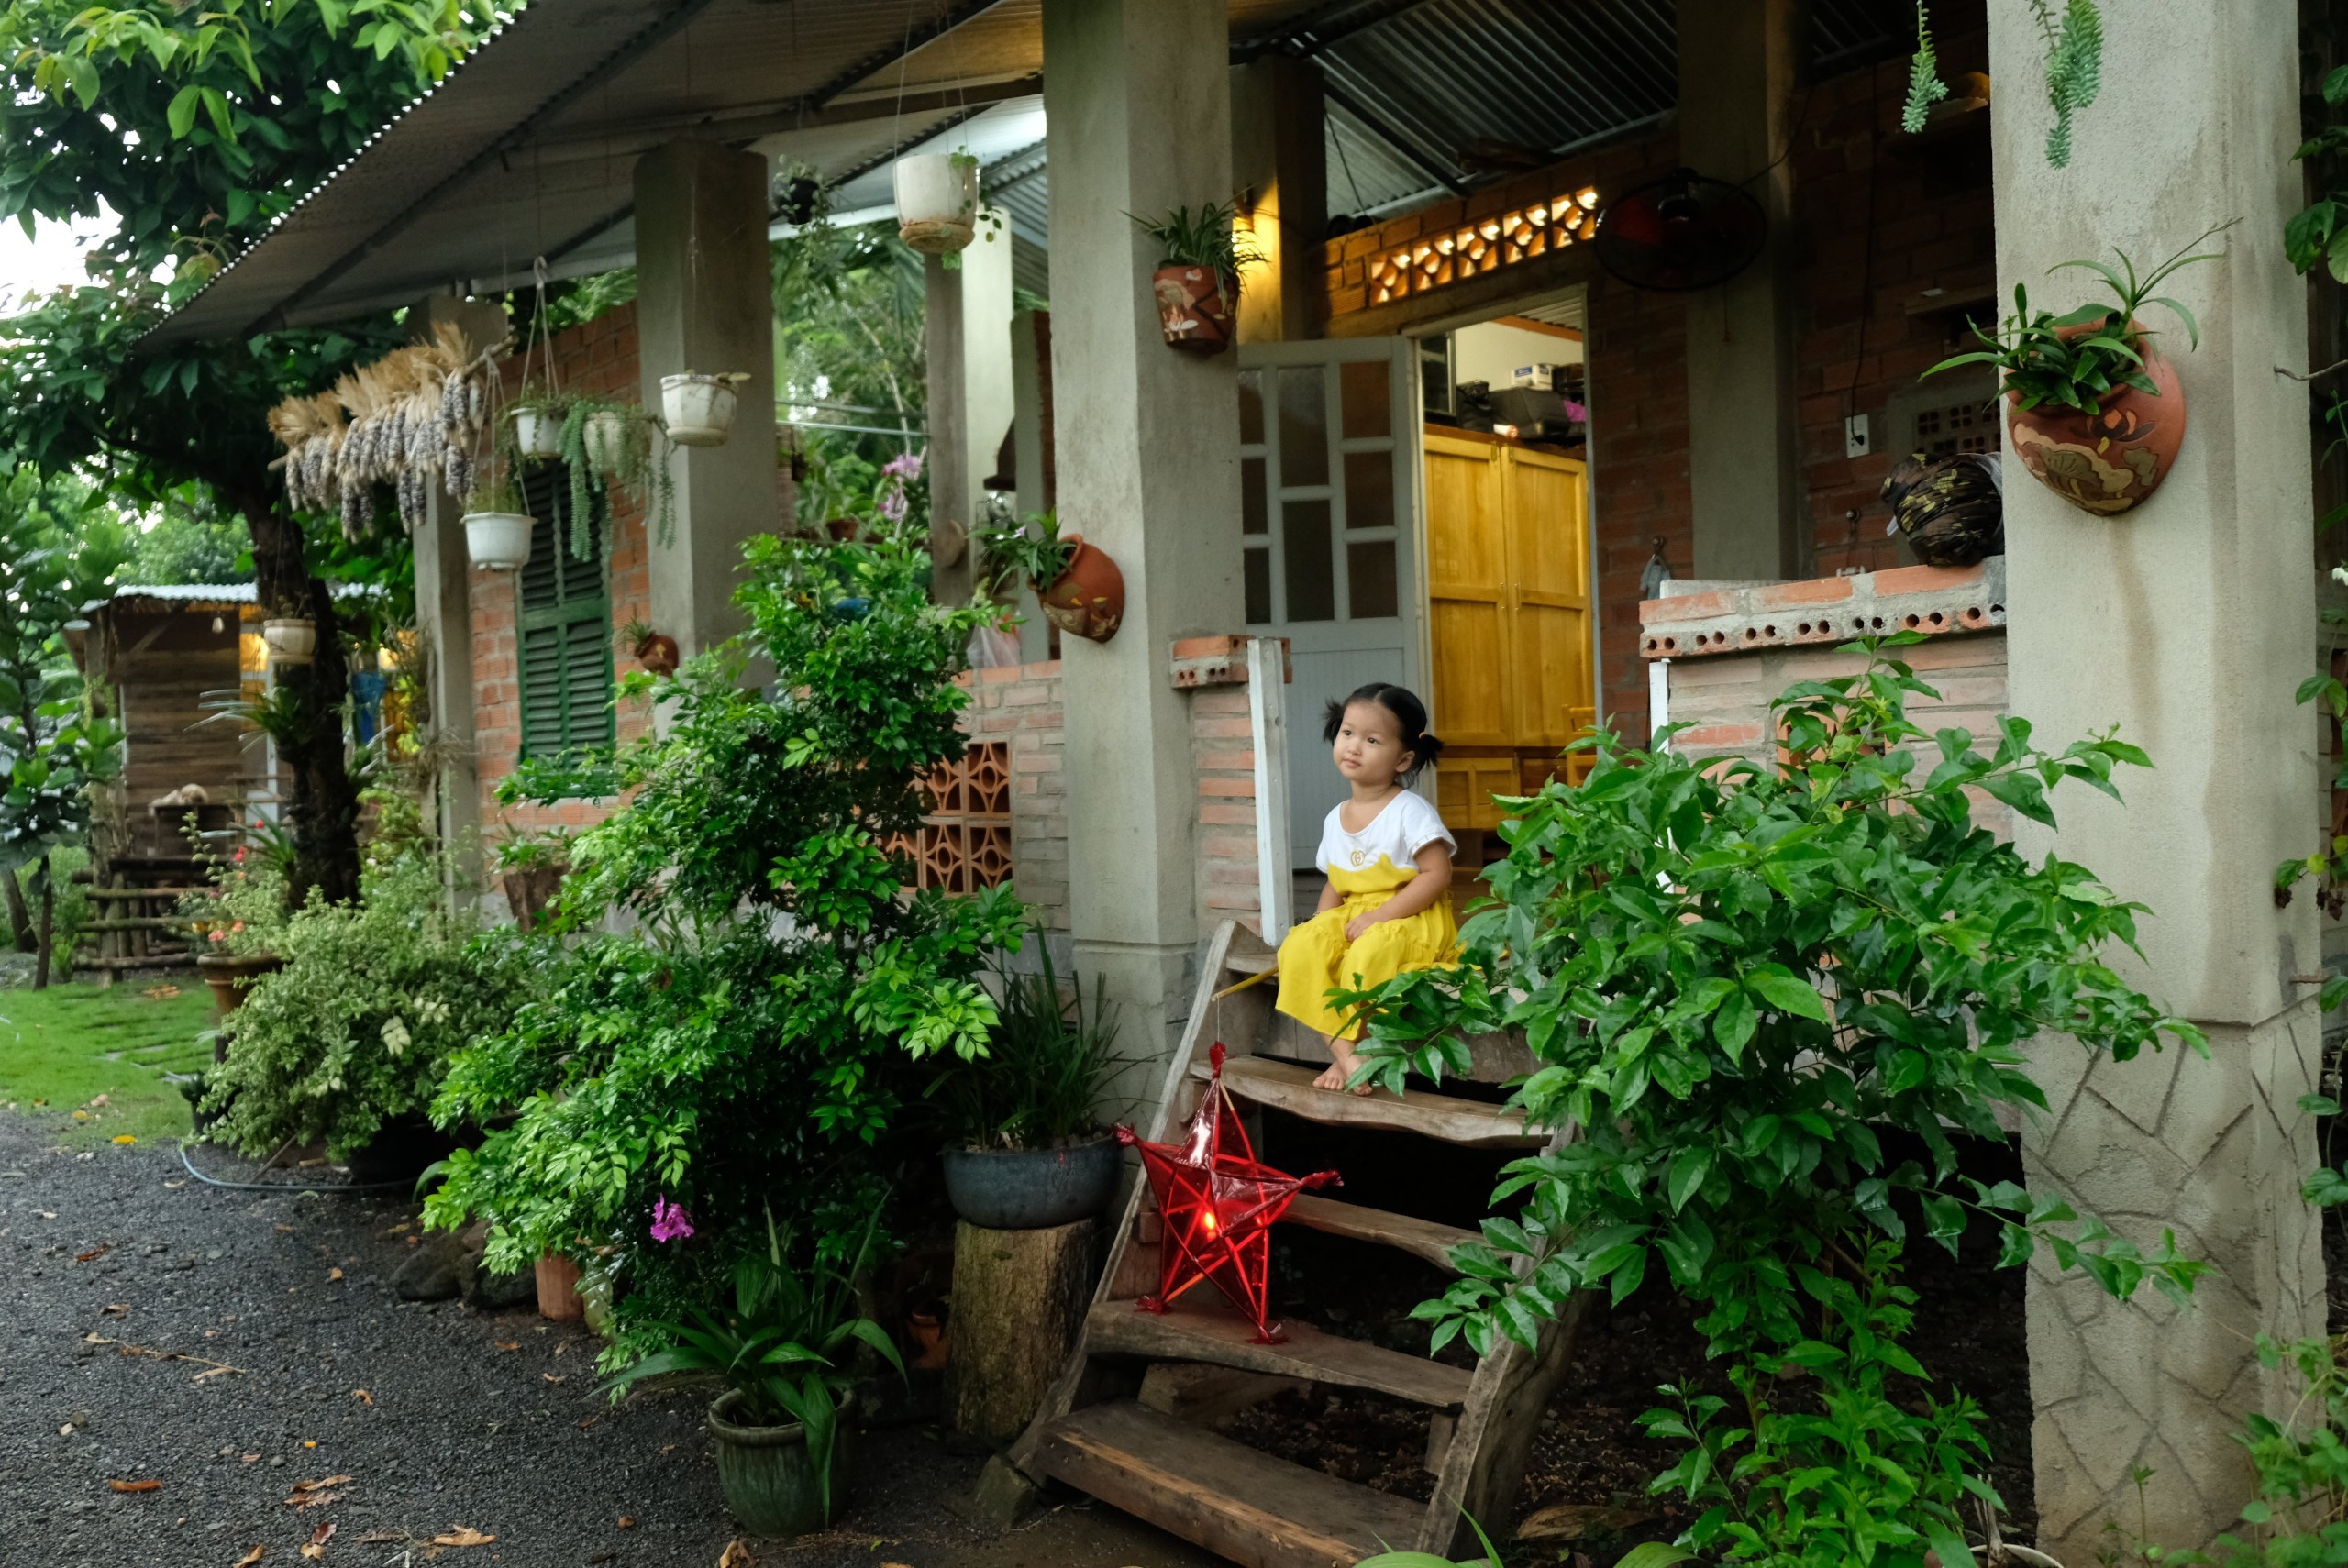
[1315,6,1995,747]
[959,661,1069,929]
[1191,686,1264,932]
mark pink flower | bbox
[878,487,909,523]
[649,1198,694,1243]
[1563,399,1589,424]
[880,452,924,481]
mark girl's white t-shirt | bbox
[1315,789,1457,878]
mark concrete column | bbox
[1676,0,1801,580]
[925,253,974,606]
[1231,55,1326,345]
[1042,0,1244,1068]
[1009,308,1054,663]
[1992,0,2323,1555]
[962,204,1018,513]
[406,294,503,903]
[634,140,780,658]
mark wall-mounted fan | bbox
[1594,169,1767,292]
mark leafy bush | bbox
[425,506,1022,1361]
[201,852,529,1160]
[1351,642,2205,1565]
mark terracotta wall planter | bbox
[536,1253,584,1320]
[2007,324,2187,516]
[1151,264,1235,354]
[1038,536,1125,643]
[634,632,680,677]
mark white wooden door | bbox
[1237,338,1423,867]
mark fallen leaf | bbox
[141,983,181,999]
[108,1479,162,1493]
[301,1441,316,1449]
[274,1224,294,1232]
[163,1179,186,1189]
[541,1372,565,1384]
[383,1222,411,1235]
[493,1341,518,1352]
[327,1268,343,1282]
[285,1474,352,1508]
[88,1094,108,1107]
[241,1454,260,1463]
[358,1532,406,1545]
[72,1110,91,1121]
[351,1389,371,1406]
[112,1135,138,1145]
[38,1209,54,1219]
[718,1541,757,1568]
[101,1303,128,1316]
[235,1549,264,1566]
[616,1514,634,1528]
[301,1520,337,1558]
[578,1416,598,1430]
[659,1443,678,1455]
[75,1244,110,1263]
[431,1526,495,1547]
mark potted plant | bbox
[506,386,573,459]
[929,944,1126,1230]
[974,508,1125,644]
[894,149,981,257]
[462,468,536,570]
[617,619,680,679]
[601,1211,904,1538]
[260,616,316,663]
[659,371,749,447]
[1130,201,1264,356]
[1923,222,2231,515]
[557,398,676,551]
[494,830,569,934]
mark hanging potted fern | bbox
[894,149,982,257]
[508,389,574,459]
[554,399,677,557]
[1904,0,2104,167]
[463,465,536,571]
[1131,202,1263,356]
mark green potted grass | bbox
[601,1210,903,1537]
[929,943,1126,1230]
[1130,200,1263,356]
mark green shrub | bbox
[202,852,529,1160]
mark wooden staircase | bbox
[1009,920,1589,1568]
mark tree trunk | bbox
[237,491,363,908]
[1,864,32,953]
[33,854,53,989]
[948,1217,1098,1444]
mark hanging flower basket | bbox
[511,404,564,458]
[582,410,634,475]
[261,618,316,664]
[2005,322,2187,516]
[661,372,746,447]
[1037,533,1125,643]
[464,510,535,570]
[1152,265,1236,355]
[893,152,980,256]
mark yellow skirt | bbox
[1274,887,1456,1041]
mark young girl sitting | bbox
[1274,682,1456,1093]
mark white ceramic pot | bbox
[582,411,633,474]
[464,511,535,571]
[661,373,739,448]
[512,406,562,458]
[893,154,978,256]
[261,618,316,664]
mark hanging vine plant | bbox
[550,398,676,559]
[1905,0,2104,169]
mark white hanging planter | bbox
[464,511,535,571]
[661,373,743,447]
[261,618,316,664]
[582,411,633,474]
[512,406,563,458]
[894,153,979,256]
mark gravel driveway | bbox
[0,1119,1212,1568]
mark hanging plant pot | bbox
[1037,533,1125,643]
[511,406,563,458]
[893,153,979,256]
[2006,322,2187,516]
[1152,264,1235,355]
[661,372,743,447]
[261,618,316,663]
[634,631,681,677]
[464,511,535,571]
[582,410,634,474]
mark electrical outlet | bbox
[1844,414,1871,459]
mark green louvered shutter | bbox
[515,465,615,762]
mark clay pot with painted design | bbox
[1152,264,1235,355]
[2005,322,2187,516]
[1037,534,1125,643]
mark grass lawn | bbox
[0,979,216,1146]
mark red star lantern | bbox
[1117,1043,1339,1344]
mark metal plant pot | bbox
[708,1386,857,1538]
[941,1134,1120,1230]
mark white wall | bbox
[1452,317,1582,391]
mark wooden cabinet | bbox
[1423,427,1594,841]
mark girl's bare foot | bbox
[1314,1050,1376,1095]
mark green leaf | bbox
[1713,989,1756,1062]
[1612,1547,1700,1568]
[1744,965,1830,1023]
[1667,1146,1711,1212]
[166,85,202,140]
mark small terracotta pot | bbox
[635,633,680,678]
[907,1309,948,1371]
[1037,535,1125,643]
[500,862,565,934]
[1151,264,1235,355]
[536,1253,583,1320]
[196,952,284,1028]
[2006,321,2187,516]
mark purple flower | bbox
[880,451,925,481]
[649,1198,695,1243]
[878,487,909,523]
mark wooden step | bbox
[1223,949,1276,977]
[1086,1299,1472,1408]
[1035,1399,1426,1568]
[1204,1055,1545,1149]
[1284,1193,1478,1273]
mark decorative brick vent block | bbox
[1369,186,1600,305]
[1639,558,2007,659]
[903,742,1014,893]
